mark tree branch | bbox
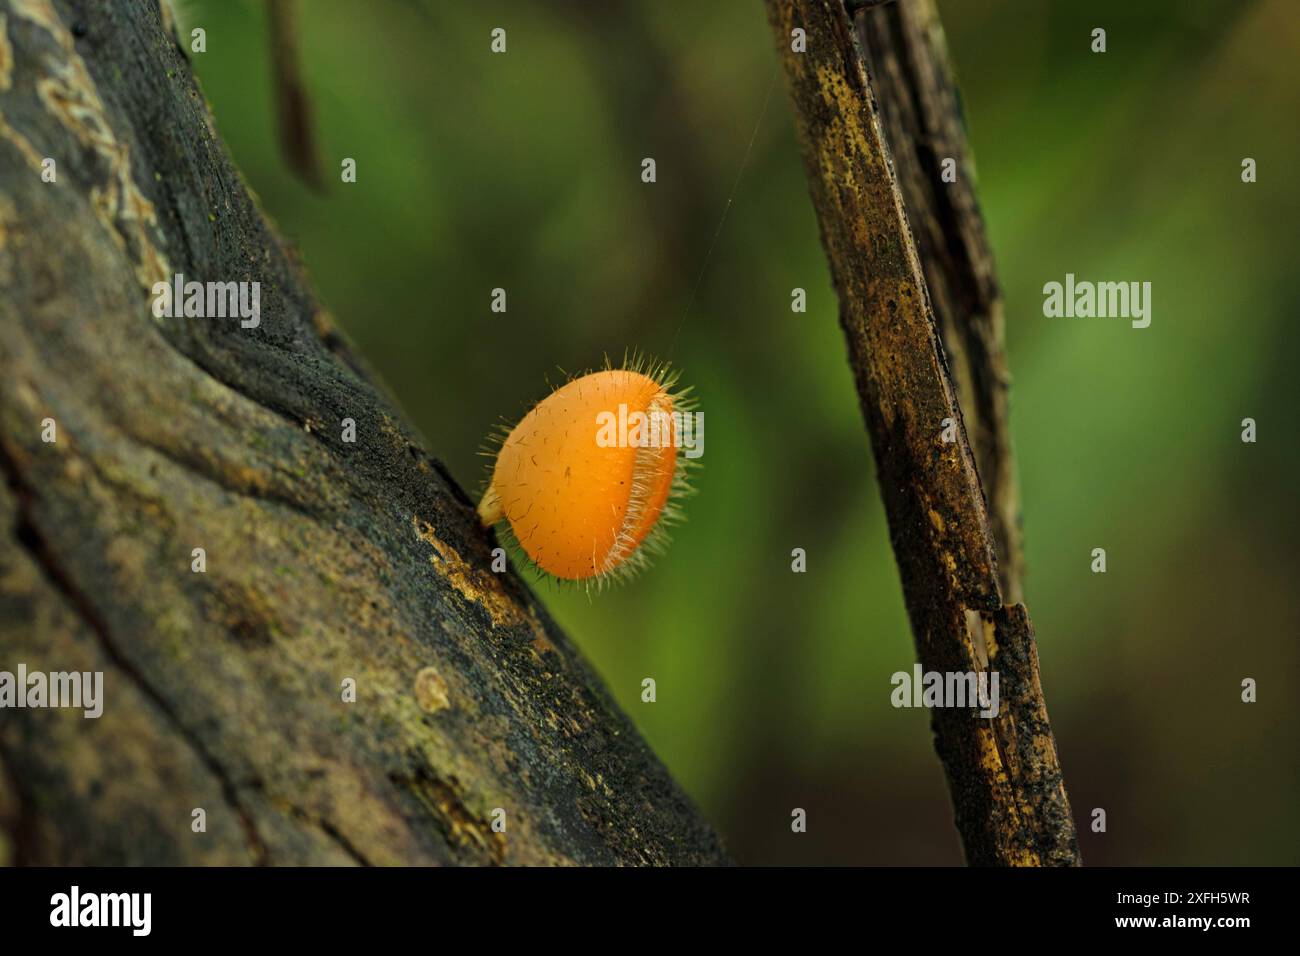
[764,0,1079,865]
[855,0,1024,601]
[0,0,725,866]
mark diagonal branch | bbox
[764,0,1080,865]
[0,0,725,866]
[855,0,1024,602]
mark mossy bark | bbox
[0,0,726,866]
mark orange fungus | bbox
[477,362,691,583]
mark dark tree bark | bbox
[855,0,1024,602]
[764,0,1080,865]
[0,0,726,866]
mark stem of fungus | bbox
[477,486,504,527]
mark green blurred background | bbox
[186,0,1299,864]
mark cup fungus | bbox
[478,359,693,585]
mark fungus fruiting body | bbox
[478,359,693,586]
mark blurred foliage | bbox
[189,0,1299,864]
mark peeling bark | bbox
[764,0,1079,865]
[0,0,725,866]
